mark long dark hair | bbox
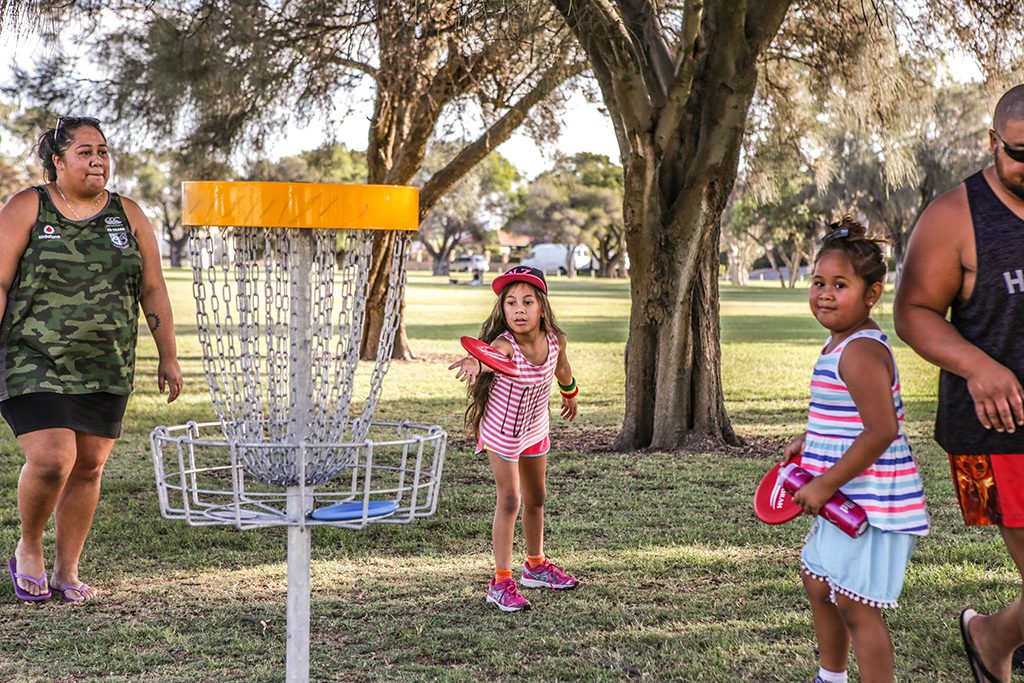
[36,116,106,182]
[465,283,564,439]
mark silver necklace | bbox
[54,182,104,221]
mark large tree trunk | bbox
[615,151,739,450]
[552,0,791,450]
[360,232,414,360]
[168,227,187,268]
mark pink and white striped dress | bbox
[802,329,929,535]
[477,330,559,458]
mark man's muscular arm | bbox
[894,186,1024,433]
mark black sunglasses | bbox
[992,129,1024,163]
[54,115,100,140]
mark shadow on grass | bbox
[0,445,1015,681]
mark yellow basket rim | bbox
[181,180,419,231]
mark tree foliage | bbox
[729,80,992,286]
[112,152,194,266]
[0,155,28,203]
[825,82,991,261]
[11,0,586,359]
[417,146,520,275]
[730,179,825,288]
[246,143,367,184]
[508,152,625,276]
[0,100,40,197]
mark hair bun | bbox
[815,213,888,286]
[828,215,868,240]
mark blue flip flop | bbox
[8,556,51,602]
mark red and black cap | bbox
[491,265,547,295]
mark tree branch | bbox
[551,0,654,142]
[654,0,703,150]
[617,0,675,106]
[745,0,794,49]
[327,56,378,79]
[419,58,587,217]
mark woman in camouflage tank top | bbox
[0,117,182,603]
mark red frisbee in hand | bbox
[460,336,521,377]
[753,455,803,525]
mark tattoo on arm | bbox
[146,312,161,332]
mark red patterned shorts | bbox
[948,454,1024,527]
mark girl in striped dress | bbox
[449,266,579,612]
[782,217,929,683]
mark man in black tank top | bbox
[896,85,1024,683]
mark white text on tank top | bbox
[479,330,559,456]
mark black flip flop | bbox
[960,608,1002,683]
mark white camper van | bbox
[520,243,595,275]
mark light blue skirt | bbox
[801,518,917,608]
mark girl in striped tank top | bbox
[782,217,928,683]
[449,266,579,612]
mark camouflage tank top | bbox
[0,186,142,399]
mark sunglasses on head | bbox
[54,115,100,140]
[992,129,1024,163]
[820,222,850,243]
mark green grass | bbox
[0,272,1009,681]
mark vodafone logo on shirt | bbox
[39,224,61,240]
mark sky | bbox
[0,24,620,180]
[268,88,618,180]
[0,20,982,181]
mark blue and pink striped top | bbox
[802,329,929,536]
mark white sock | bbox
[817,668,847,683]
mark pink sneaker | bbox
[486,577,531,612]
[520,558,578,590]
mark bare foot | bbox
[50,567,97,603]
[13,540,48,597]
[970,613,1012,683]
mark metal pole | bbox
[285,233,314,683]
[286,486,312,683]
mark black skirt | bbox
[0,392,130,438]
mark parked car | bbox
[450,254,490,273]
[519,243,596,275]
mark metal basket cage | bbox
[151,420,446,530]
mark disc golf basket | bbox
[150,182,446,683]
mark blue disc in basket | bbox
[310,500,399,521]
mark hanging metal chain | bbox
[352,232,412,441]
[323,233,372,446]
[190,225,411,487]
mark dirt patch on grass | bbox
[679,434,789,459]
[451,427,786,457]
[551,426,620,453]
[554,428,786,458]
[399,352,459,365]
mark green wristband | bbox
[557,377,576,392]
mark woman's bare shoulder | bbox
[0,187,40,232]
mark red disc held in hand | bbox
[753,454,804,525]
[460,336,522,377]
